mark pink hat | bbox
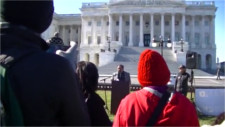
[138,49,170,87]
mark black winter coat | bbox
[85,92,112,126]
[0,24,90,126]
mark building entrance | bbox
[144,34,150,47]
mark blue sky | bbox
[54,0,225,62]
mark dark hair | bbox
[76,61,99,94]
[118,64,124,69]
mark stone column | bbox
[62,25,66,45]
[108,14,113,41]
[202,54,206,69]
[70,25,75,42]
[191,15,195,48]
[211,15,215,47]
[161,13,165,39]
[201,15,205,48]
[182,14,186,41]
[92,18,96,45]
[101,16,106,45]
[171,14,175,42]
[81,17,86,45]
[139,13,144,47]
[119,14,123,44]
[128,13,133,46]
[78,26,81,45]
[151,13,154,45]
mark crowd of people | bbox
[1,0,223,126]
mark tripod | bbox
[101,78,110,113]
[190,69,195,104]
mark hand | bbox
[56,41,77,71]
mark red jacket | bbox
[113,88,199,126]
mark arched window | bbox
[206,54,212,70]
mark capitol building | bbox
[42,0,217,73]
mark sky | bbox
[54,0,225,62]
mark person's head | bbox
[179,65,186,74]
[117,64,124,73]
[138,49,170,87]
[54,32,60,37]
[76,61,99,93]
[0,0,54,33]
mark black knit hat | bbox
[1,0,54,33]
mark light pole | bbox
[107,36,111,51]
[180,38,184,52]
[152,35,171,57]
[159,35,163,56]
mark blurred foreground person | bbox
[0,0,90,126]
[76,61,112,126]
[113,49,199,126]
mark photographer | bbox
[175,65,192,96]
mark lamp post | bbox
[180,38,184,52]
[159,35,163,56]
[152,35,171,57]
[107,36,111,51]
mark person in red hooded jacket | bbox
[113,49,199,126]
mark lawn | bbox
[96,90,217,126]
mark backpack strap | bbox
[146,91,171,126]
[0,49,37,126]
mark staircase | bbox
[98,46,213,76]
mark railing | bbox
[108,0,215,6]
[81,0,215,9]
[82,2,108,8]
[97,74,177,91]
[185,1,215,6]
[81,0,215,8]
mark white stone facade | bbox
[42,0,217,70]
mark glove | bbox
[56,41,77,71]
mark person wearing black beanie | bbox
[0,0,90,126]
[1,0,54,33]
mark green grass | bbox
[96,90,217,126]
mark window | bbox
[106,21,109,26]
[155,21,159,26]
[165,21,169,26]
[186,32,190,42]
[88,21,92,26]
[126,21,129,26]
[136,21,139,26]
[175,21,179,26]
[97,21,101,26]
[175,32,180,41]
[97,36,101,44]
[195,33,200,45]
[88,36,92,44]
[165,32,170,39]
[76,29,78,34]
[185,21,189,26]
[205,33,210,44]
[205,21,209,26]
[116,21,119,26]
[195,20,199,26]
[116,35,119,41]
